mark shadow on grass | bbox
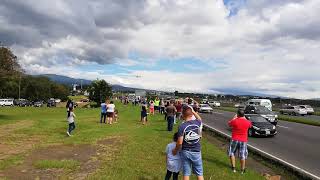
[0,114,17,121]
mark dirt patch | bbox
[1,136,122,180]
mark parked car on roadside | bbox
[0,99,14,106]
[33,101,44,107]
[279,106,308,116]
[199,104,213,113]
[298,105,314,115]
[245,114,277,137]
[47,99,56,107]
[14,99,32,107]
[54,99,61,103]
[244,105,278,125]
[209,101,221,107]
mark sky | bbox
[1,0,320,99]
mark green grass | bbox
[34,159,80,170]
[0,103,264,179]
[214,107,320,127]
[0,155,24,170]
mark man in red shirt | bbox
[228,109,252,174]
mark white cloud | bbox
[1,0,320,98]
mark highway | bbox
[201,110,320,178]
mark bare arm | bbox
[172,136,183,155]
[192,109,202,120]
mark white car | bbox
[199,104,213,113]
[279,106,308,116]
[209,101,221,107]
[0,99,14,106]
[55,99,61,103]
[299,105,314,115]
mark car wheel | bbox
[248,129,253,137]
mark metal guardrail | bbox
[203,124,320,180]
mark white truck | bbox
[0,99,14,106]
[246,99,272,111]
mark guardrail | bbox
[203,123,320,180]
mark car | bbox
[246,99,272,111]
[298,105,314,115]
[209,101,221,107]
[33,101,43,107]
[14,99,32,107]
[201,99,208,104]
[199,104,213,113]
[54,99,61,103]
[0,99,14,106]
[244,105,278,125]
[279,106,308,116]
[246,114,277,137]
[47,99,56,107]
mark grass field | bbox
[214,107,320,127]
[0,102,265,179]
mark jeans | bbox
[68,122,76,134]
[167,116,174,131]
[165,170,179,180]
[100,112,107,123]
[181,150,203,176]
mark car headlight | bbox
[273,126,276,130]
[252,126,260,130]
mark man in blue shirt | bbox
[100,100,107,123]
[173,105,203,180]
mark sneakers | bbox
[232,167,236,173]
[67,131,71,136]
[241,169,246,174]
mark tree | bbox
[88,79,112,105]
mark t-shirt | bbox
[166,142,182,173]
[101,103,107,113]
[175,104,182,112]
[67,112,76,123]
[178,120,202,152]
[166,105,177,117]
[228,117,252,142]
[154,100,160,106]
[107,104,115,112]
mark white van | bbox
[246,99,272,111]
[0,99,14,106]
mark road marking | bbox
[278,125,290,129]
[203,123,320,180]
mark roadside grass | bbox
[0,103,264,179]
[213,107,320,127]
[33,159,80,170]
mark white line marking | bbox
[278,125,290,129]
[203,123,320,180]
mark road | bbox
[201,110,320,178]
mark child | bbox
[149,100,155,115]
[141,105,148,125]
[165,132,181,180]
[114,109,119,123]
[67,107,76,136]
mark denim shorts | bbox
[228,140,248,160]
[181,150,203,176]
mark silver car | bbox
[279,106,308,116]
[299,105,314,115]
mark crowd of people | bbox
[65,96,252,180]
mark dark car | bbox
[244,105,278,126]
[246,114,277,137]
[14,99,32,107]
[47,99,56,107]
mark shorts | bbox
[181,150,203,176]
[228,140,248,160]
[106,112,114,117]
[150,108,154,113]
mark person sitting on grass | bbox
[165,132,182,180]
[141,105,148,125]
[66,107,76,137]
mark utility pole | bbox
[18,74,21,99]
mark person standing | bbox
[66,107,76,136]
[107,101,115,124]
[141,105,148,125]
[172,105,203,180]
[100,100,107,123]
[165,132,182,180]
[149,100,155,115]
[66,99,74,115]
[175,101,182,121]
[228,109,252,174]
[154,97,160,113]
[160,99,165,114]
[166,103,177,131]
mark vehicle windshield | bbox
[247,116,269,123]
[256,106,271,113]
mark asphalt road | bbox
[279,113,320,121]
[201,110,320,178]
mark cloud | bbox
[0,0,320,98]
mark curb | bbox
[203,124,320,180]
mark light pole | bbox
[18,74,21,99]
